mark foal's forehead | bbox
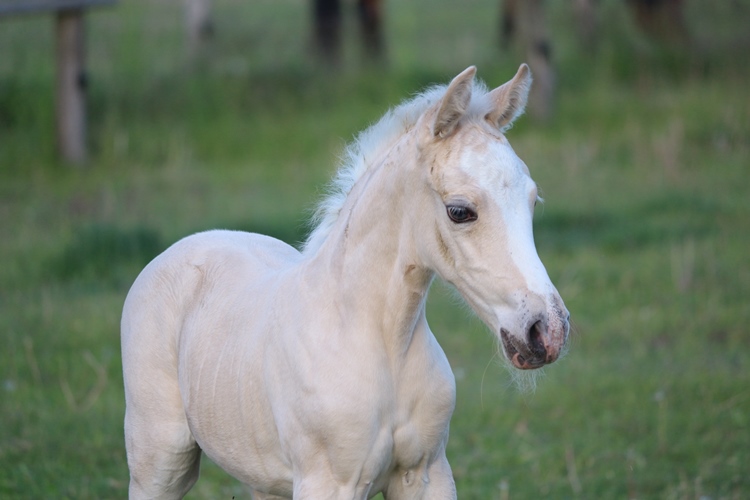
[455,126,532,188]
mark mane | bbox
[303,78,490,253]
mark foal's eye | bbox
[446,205,478,224]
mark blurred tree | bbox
[500,0,692,121]
[185,0,213,59]
[572,0,598,53]
[626,0,689,46]
[500,0,555,122]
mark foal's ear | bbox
[432,66,476,139]
[485,63,532,132]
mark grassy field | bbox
[1,0,749,498]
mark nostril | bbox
[528,320,546,357]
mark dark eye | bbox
[446,205,477,223]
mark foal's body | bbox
[124,227,455,497]
[122,65,569,499]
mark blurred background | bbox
[1,0,748,497]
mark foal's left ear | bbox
[432,66,477,138]
[486,63,532,132]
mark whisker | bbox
[480,349,501,410]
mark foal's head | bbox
[414,65,569,370]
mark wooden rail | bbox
[1,0,117,165]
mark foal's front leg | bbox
[288,454,376,500]
[420,455,457,500]
[385,453,456,500]
[292,475,373,500]
[249,490,288,500]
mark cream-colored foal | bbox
[121,64,569,499]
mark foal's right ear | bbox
[432,66,477,139]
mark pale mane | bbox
[303,79,490,253]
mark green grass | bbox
[2,0,749,498]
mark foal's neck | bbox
[308,138,432,356]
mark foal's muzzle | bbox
[500,313,569,370]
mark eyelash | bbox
[446,205,478,223]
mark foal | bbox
[122,64,569,499]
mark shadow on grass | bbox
[47,219,311,288]
[50,224,165,287]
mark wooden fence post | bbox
[55,8,87,165]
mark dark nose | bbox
[528,320,547,359]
